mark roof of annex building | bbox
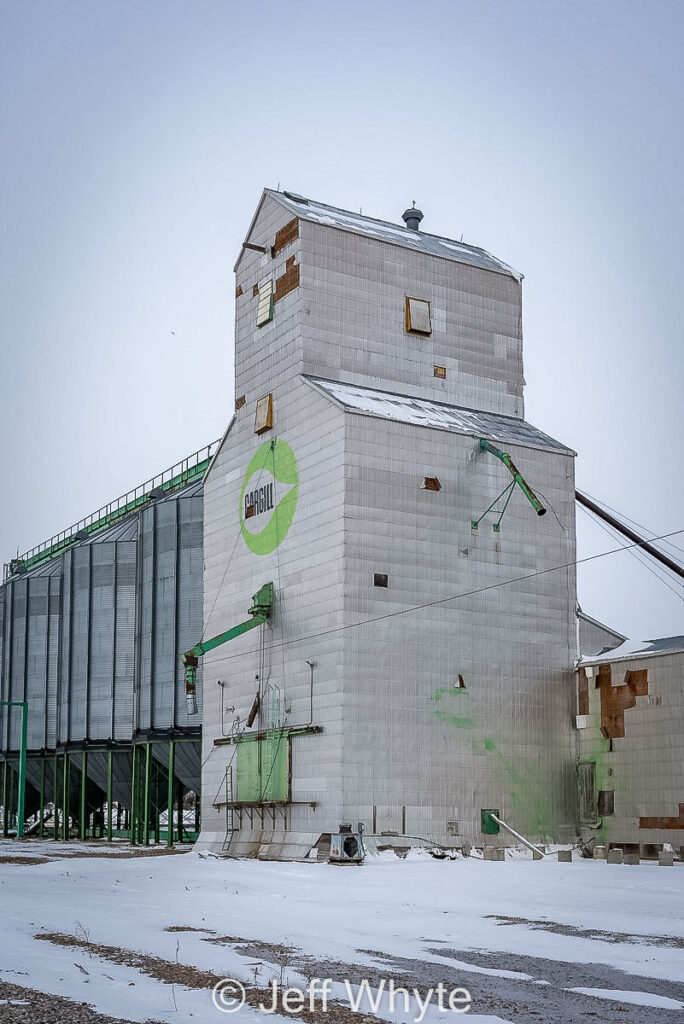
[305,376,573,454]
[581,635,684,665]
[269,189,522,281]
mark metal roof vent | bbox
[402,201,424,231]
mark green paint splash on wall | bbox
[433,711,475,729]
[430,686,555,839]
[432,687,467,702]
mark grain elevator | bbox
[196,190,578,858]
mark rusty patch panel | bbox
[597,664,648,739]
[639,803,684,830]
[271,217,299,257]
[578,667,589,716]
[274,256,300,303]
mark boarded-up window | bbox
[577,761,596,823]
[254,393,273,434]
[405,296,432,335]
[236,735,289,803]
[256,280,274,326]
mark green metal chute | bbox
[472,438,546,532]
[181,582,274,715]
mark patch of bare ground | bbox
[34,932,383,1023]
[38,927,684,1024]
[163,925,217,934]
[0,845,190,864]
[0,979,162,1024]
[486,914,684,949]
[0,856,50,865]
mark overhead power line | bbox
[206,527,684,666]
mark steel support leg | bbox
[53,754,58,840]
[130,747,138,845]
[17,704,27,838]
[143,743,151,846]
[62,753,70,841]
[167,740,175,848]
[106,750,113,842]
[79,751,87,841]
[38,759,45,838]
[1,762,7,838]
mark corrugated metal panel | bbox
[69,545,90,742]
[176,494,203,726]
[137,504,154,731]
[46,576,61,748]
[9,579,28,749]
[113,540,136,740]
[152,499,177,729]
[0,585,7,749]
[88,544,115,740]
[26,577,49,749]
[58,550,72,744]
[1,475,203,753]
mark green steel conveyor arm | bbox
[181,582,274,714]
[473,439,546,531]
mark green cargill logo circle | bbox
[239,439,299,555]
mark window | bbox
[373,573,388,588]
[421,476,441,491]
[433,365,446,379]
[405,296,431,335]
[254,393,273,434]
[256,280,274,326]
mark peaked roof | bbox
[265,189,522,281]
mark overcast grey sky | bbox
[1,0,682,638]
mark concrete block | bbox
[607,848,623,865]
[484,848,505,862]
[659,851,674,867]
[557,850,572,863]
[624,853,640,865]
[593,845,607,860]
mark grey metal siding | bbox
[113,541,136,740]
[0,482,203,754]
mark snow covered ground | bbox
[1,841,683,1023]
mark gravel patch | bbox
[0,979,162,1023]
[486,914,684,949]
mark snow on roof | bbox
[271,190,522,281]
[581,635,684,665]
[306,376,572,453]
